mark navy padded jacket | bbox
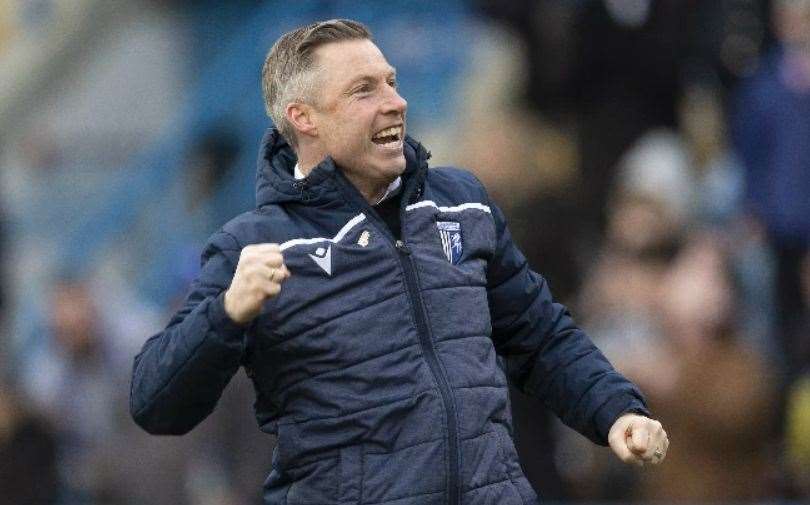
[130,129,649,505]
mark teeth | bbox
[373,126,402,140]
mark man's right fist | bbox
[224,244,290,325]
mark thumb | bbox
[609,418,642,466]
[628,421,649,455]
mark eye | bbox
[388,78,397,89]
[353,83,372,95]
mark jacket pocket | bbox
[338,445,362,504]
[493,425,540,505]
[273,456,339,505]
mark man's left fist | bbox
[608,413,669,467]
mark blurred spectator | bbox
[786,376,810,498]
[573,230,778,501]
[13,273,270,505]
[0,378,60,505]
[452,23,584,301]
[784,251,810,499]
[579,130,689,391]
[679,84,743,225]
[634,233,777,501]
[731,0,810,378]
[555,134,688,500]
[679,82,779,363]
[567,0,690,232]
[19,276,126,503]
[569,126,783,500]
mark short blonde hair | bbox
[261,19,371,148]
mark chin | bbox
[380,156,406,178]
[363,150,403,176]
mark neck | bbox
[296,147,392,205]
[342,171,391,205]
[295,147,324,179]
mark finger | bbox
[250,243,281,253]
[656,431,670,462]
[258,251,284,268]
[610,438,635,464]
[644,436,668,465]
[609,429,643,467]
[262,282,282,297]
[648,421,666,453]
[246,264,274,280]
[640,423,665,460]
[266,264,290,282]
[241,243,279,259]
[629,423,649,456]
[648,446,665,465]
[627,453,645,467]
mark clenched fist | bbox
[608,413,669,467]
[224,244,290,325]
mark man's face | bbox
[308,39,407,184]
[777,1,810,52]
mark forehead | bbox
[312,39,394,83]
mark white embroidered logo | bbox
[308,245,332,276]
[358,230,371,247]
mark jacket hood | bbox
[255,128,430,208]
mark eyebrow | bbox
[343,67,397,93]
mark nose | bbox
[382,86,407,116]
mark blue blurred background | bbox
[1,0,809,504]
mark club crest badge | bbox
[436,221,463,264]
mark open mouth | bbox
[371,125,404,147]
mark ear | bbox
[285,102,318,139]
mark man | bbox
[732,0,810,379]
[131,19,668,505]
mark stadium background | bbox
[1,0,809,503]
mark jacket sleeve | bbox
[130,230,246,435]
[485,201,649,445]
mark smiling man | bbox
[130,19,668,505]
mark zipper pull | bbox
[395,240,411,254]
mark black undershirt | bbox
[375,191,402,240]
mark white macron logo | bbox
[308,245,332,276]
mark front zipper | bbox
[394,239,461,505]
[332,166,461,505]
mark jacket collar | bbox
[255,128,429,208]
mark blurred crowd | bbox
[0,0,809,504]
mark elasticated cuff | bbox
[593,392,651,446]
[208,291,250,335]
